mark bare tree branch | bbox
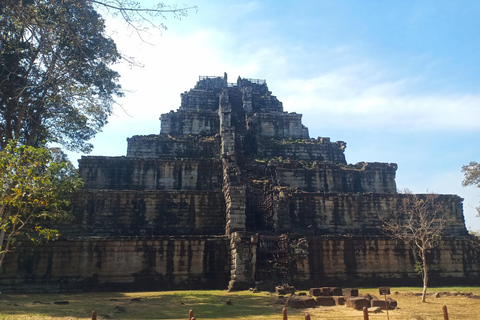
[379,193,455,302]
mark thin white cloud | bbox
[277,67,480,132]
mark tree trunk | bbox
[0,233,9,270]
[421,254,428,302]
[0,229,5,269]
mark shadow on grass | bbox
[0,291,281,319]
[4,287,480,319]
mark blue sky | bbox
[72,1,480,231]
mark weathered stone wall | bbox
[180,88,221,111]
[0,236,231,293]
[79,157,222,191]
[246,161,397,193]
[68,190,226,236]
[272,191,468,236]
[304,236,480,287]
[3,235,478,293]
[160,110,219,136]
[230,234,480,289]
[228,232,258,291]
[256,138,347,164]
[126,135,220,158]
[248,112,308,139]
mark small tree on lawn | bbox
[379,192,453,302]
[0,142,82,268]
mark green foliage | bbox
[0,0,195,269]
[462,161,480,215]
[0,0,123,152]
[414,261,424,275]
[0,142,82,266]
[0,0,196,152]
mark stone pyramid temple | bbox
[2,74,479,292]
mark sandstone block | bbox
[344,288,358,297]
[330,287,343,296]
[333,296,345,305]
[287,295,304,308]
[321,287,331,296]
[387,298,397,308]
[303,297,316,308]
[346,297,370,310]
[370,298,397,310]
[309,288,321,296]
[315,296,335,306]
[287,295,316,308]
[363,293,377,302]
[368,307,382,313]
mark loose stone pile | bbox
[277,285,397,311]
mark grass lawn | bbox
[1,287,480,320]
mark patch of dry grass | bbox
[1,287,480,320]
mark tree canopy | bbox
[1,0,195,152]
[0,0,195,267]
[0,0,125,152]
[0,142,82,267]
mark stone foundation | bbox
[0,236,230,293]
[2,235,479,292]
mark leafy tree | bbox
[0,0,194,267]
[0,142,82,268]
[0,0,195,152]
[379,193,453,302]
[462,161,480,215]
[1,0,123,152]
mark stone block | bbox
[330,287,343,296]
[363,293,377,302]
[309,288,321,296]
[344,288,358,297]
[370,299,385,308]
[346,297,370,310]
[303,296,316,308]
[333,296,345,306]
[370,298,397,310]
[387,298,397,308]
[368,307,382,313]
[287,295,316,308]
[321,287,331,296]
[315,296,336,306]
[286,295,304,308]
